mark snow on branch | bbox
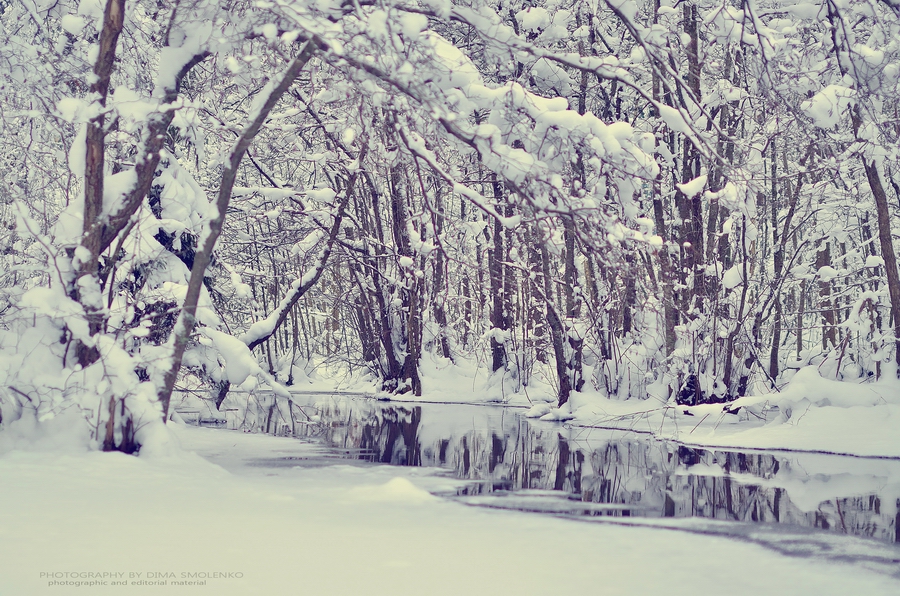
[241,166,362,352]
[157,37,322,419]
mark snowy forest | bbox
[2,0,900,453]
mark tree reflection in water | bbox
[238,393,900,545]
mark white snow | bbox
[722,264,743,289]
[155,22,214,93]
[305,187,337,203]
[801,85,856,129]
[817,265,839,280]
[399,13,428,41]
[200,328,263,386]
[2,424,898,595]
[60,14,87,36]
[677,174,707,197]
[348,476,436,503]
[516,7,550,32]
[566,367,900,459]
[865,255,885,268]
[658,105,693,134]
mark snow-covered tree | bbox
[3,0,900,452]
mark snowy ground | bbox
[2,422,899,596]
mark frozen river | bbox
[213,392,900,558]
[6,392,900,595]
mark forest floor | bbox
[2,421,899,596]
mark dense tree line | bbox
[1,0,899,451]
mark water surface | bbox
[196,390,900,570]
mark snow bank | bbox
[727,365,899,411]
[562,366,900,458]
[0,409,92,456]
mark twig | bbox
[689,413,710,434]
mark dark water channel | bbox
[218,392,900,561]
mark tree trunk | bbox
[70,0,126,369]
[563,219,584,393]
[431,191,453,360]
[489,174,508,372]
[538,237,571,406]
[652,186,677,358]
[816,243,837,350]
[864,159,900,371]
[68,0,209,446]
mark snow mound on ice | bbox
[349,477,436,503]
[525,403,554,418]
[525,402,575,421]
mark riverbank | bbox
[257,354,900,459]
[550,365,900,459]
